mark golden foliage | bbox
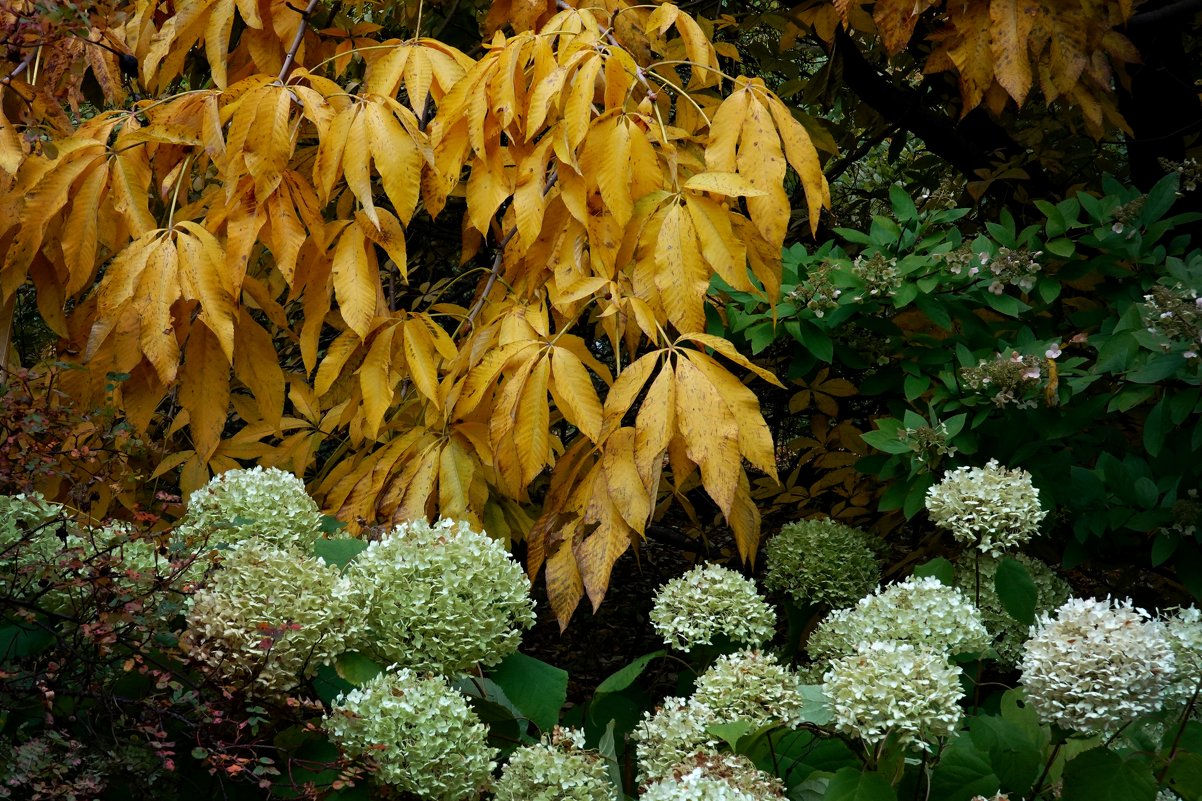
[0,0,832,625]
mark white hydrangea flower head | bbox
[926,459,1046,555]
[824,641,964,750]
[1165,606,1202,701]
[493,727,611,801]
[650,564,776,652]
[656,754,784,799]
[640,766,778,801]
[325,668,496,800]
[806,576,990,663]
[176,466,325,552]
[691,650,806,728]
[953,553,1071,666]
[181,541,365,695]
[634,697,722,785]
[0,493,82,609]
[763,519,880,609]
[345,518,535,674]
[1020,597,1175,734]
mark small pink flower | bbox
[1046,344,1062,359]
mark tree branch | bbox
[277,0,321,84]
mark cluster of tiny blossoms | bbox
[897,422,958,466]
[175,467,325,552]
[849,252,902,300]
[1141,283,1202,357]
[982,247,1041,294]
[1020,598,1175,734]
[650,564,776,652]
[960,351,1046,409]
[345,518,535,674]
[954,553,1071,667]
[691,650,806,728]
[926,460,1045,555]
[492,728,611,801]
[807,576,990,663]
[181,541,364,695]
[1163,606,1202,702]
[634,697,722,784]
[763,519,879,609]
[325,669,496,800]
[1159,156,1201,193]
[786,261,842,318]
[642,755,784,801]
[824,641,963,750]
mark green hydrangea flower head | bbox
[1020,598,1175,735]
[824,641,964,750]
[181,541,365,695]
[325,668,496,800]
[650,564,775,652]
[763,518,880,609]
[345,517,535,674]
[953,552,1070,666]
[493,728,612,801]
[634,697,722,785]
[807,576,990,664]
[691,650,806,729]
[926,459,1046,555]
[176,466,325,552]
[0,493,77,606]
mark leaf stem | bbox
[1029,741,1062,800]
[278,0,322,85]
[166,154,194,229]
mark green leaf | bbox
[313,537,368,570]
[915,293,952,330]
[861,429,912,454]
[914,557,954,586]
[889,185,918,223]
[594,650,666,694]
[1060,747,1156,801]
[799,684,834,726]
[968,715,1044,795]
[1164,752,1202,801]
[943,413,968,438]
[1095,332,1140,373]
[929,734,1001,801]
[1152,532,1179,567]
[596,720,624,799]
[983,291,1030,317]
[823,767,897,801]
[334,651,382,685]
[1133,476,1159,509]
[312,663,353,706]
[489,651,568,736]
[1044,238,1076,258]
[708,719,756,751]
[995,556,1038,626]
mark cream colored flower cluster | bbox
[641,756,784,801]
[1165,606,1202,701]
[1020,597,1175,734]
[635,651,804,784]
[345,518,535,674]
[762,519,879,610]
[175,466,325,552]
[324,668,496,800]
[807,576,990,663]
[181,541,365,695]
[823,641,963,749]
[926,460,1045,555]
[650,564,776,653]
[492,728,611,801]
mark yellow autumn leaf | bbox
[683,171,768,197]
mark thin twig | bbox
[0,50,35,86]
[277,0,321,84]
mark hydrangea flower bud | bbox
[650,564,775,652]
[1020,597,1175,734]
[763,519,879,609]
[493,728,611,801]
[181,541,365,695]
[807,576,990,663]
[176,466,325,552]
[691,650,806,728]
[325,668,496,800]
[345,518,535,674]
[824,641,964,750]
[634,697,722,784]
[926,460,1045,555]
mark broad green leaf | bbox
[595,650,667,694]
[489,651,568,736]
[313,537,368,570]
[334,651,383,685]
[1060,747,1156,801]
[995,556,1038,626]
[929,734,1000,801]
[823,767,897,801]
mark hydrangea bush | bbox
[345,518,535,673]
[650,564,776,652]
[175,466,326,552]
[762,518,880,609]
[181,541,365,695]
[325,668,496,799]
[926,459,1046,555]
[806,575,990,663]
[1019,597,1176,734]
